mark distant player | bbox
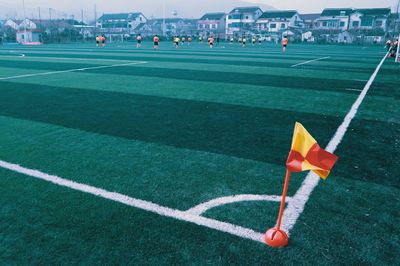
[242,37,246,48]
[153,35,159,50]
[259,37,262,45]
[96,35,100,47]
[174,36,180,49]
[199,36,203,43]
[252,36,256,46]
[136,34,142,48]
[216,35,220,46]
[386,40,392,51]
[282,36,288,53]
[238,36,242,44]
[208,36,214,48]
[188,36,192,46]
[182,36,186,44]
[101,35,106,47]
[230,36,234,44]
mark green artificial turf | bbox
[0,42,398,264]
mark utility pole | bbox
[22,0,28,44]
[38,7,41,25]
[163,0,166,37]
[94,4,97,37]
[81,9,84,42]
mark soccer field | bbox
[0,42,398,264]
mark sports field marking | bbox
[0,61,147,81]
[186,194,291,216]
[345,88,363,92]
[0,159,265,243]
[291,56,331,67]
[281,53,388,235]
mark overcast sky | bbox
[0,0,397,20]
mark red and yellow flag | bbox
[286,122,338,179]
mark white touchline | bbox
[0,61,147,81]
[0,159,265,243]
[281,52,389,235]
[186,194,291,216]
[291,56,331,68]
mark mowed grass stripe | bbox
[0,51,384,72]
[3,73,363,119]
[0,62,366,93]
[2,49,383,65]
[0,82,342,166]
[0,43,383,59]
[0,57,375,82]
[0,114,304,209]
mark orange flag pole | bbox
[264,169,291,248]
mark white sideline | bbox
[291,56,331,67]
[186,194,291,216]
[0,159,265,243]
[281,52,388,235]
[0,61,147,81]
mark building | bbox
[16,29,43,44]
[148,18,197,37]
[316,8,353,31]
[197,12,226,37]
[349,8,391,31]
[4,19,22,30]
[256,10,303,33]
[96,12,147,39]
[300,14,320,30]
[226,6,263,35]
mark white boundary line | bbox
[187,194,291,216]
[0,61,147,81]
[291,56,331,68]
[281,52,388,235]
[0,160,264,243]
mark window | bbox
[375,20,383,27]
[270,23,276,29]
[361,17,373,27]
[245,16,249,19]
[340,11,346,16]
[228,15,232,19]
[322,21,327,27]
[352,21,359,27]
[339,21,345,27]
[281,23,286,29]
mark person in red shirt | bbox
[182,36,186,44]
[153,35,160,50]
[136,34,142,48]
[208,36,214,48]
[282,36,289,53]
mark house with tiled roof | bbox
[316,8,353,31]
[197,12,226,36]
[96,12,147,37]
[349,8,391,31]
[300,14,320,30]
[225,6,263,35]
[256,10,303,33]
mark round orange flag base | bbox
[264,228,289,248]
